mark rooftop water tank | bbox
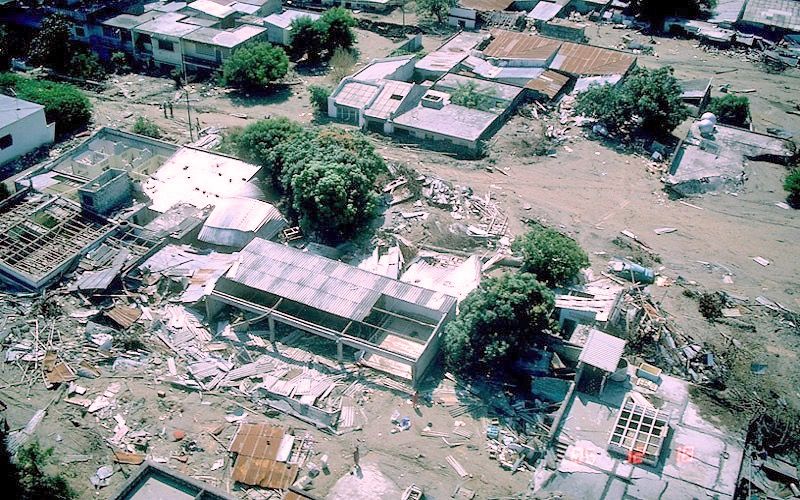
[700,112,717,125]
[698,119,715,135]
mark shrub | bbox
[513,225,589,286]
[68,50,106,81]
[221,42,289,90]
[309,85,331,113]
[132,116,161,138]
[3,74,92,136]
[443,272,555,375]
[110,51,130,74]
[707,94,750,127]
[15,441,76,499]
[328,47,356,82]
[698,292,724,320]
[450,81,497,111]
[784,168,800,208]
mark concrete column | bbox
[336,339,343,363]
[268,315,275,343]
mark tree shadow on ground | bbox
[225,85,293,107]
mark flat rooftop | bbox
[0,94,44,129]
[142,147,262,212]
[545,369,744,499]
[393,102,501,142]
[263,9,320,29]
[102,11,164,30]
[434,73,523,103]
[182,24,266,47]
[352,55,416,82]
[333,80,381,110]
[184,0,235,18]
[415,32,486,74]
[364,80,415,120]
[134,12,200,37]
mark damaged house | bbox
[206,238,457,385]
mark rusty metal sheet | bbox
[229,423,285,459]
[105,305,142,329]
[45,361,77,385]
[232,456,297,489]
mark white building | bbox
[0,95,55,166]
[263,9,321,45]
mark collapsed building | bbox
[206,238,458,386]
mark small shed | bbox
[576,328,626,394]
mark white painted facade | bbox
[0,96,55,166]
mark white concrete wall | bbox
[151,36,184,68]
[0,110,55,166]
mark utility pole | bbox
[185,87,194,142]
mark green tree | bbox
[3,74,92,136]
[0,25,10,70]
[132,116,161,138]
[707,94,750,127]
[221,42,289,90]
[321,7,357,52]
[513,224,589,286]
[110,51,130,74]
[630,0,716,24]
[309,85,331,113]
[28,14,71,71]
[443,273,555,375]
[234,117,304,183]
[416,0,457,23]
[290,17,327,63]
[576,66,688,136]
[67,50,106,81]
[450,81,497,111]
[16,441,76,500]
[290,159,379,241]
[784,168,800,208]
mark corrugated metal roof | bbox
[198,198,285,248]
[225,238,456,322]
[230,423,284,458]
[483,31,636,77]
[525,69,571,98]
[741,0,800,31]
[483,30,562,61]
[458,0,514,11]
[230,424,297,489]
[578,328,625,372]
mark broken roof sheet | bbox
[578,329,625,372]
[142,147,261,213]
[230,424,297,489]
[230,423,285,458]
[524,69,571,98]
[223,238,456,322]
[527,1,563,21]
[198,197,285,247]
[415,32,486,74]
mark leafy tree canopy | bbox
[290,17,328,63]
[309,85,331,113]
[443,272,555,375]
[575,66,689,137]
[221,42,289,90]
[28,14,71,71]
[450,81,497,111]
[707,94,750,127]
[234,117,304,182]
[416,0,458,23]
[1,73,92,136]
[321,8,357,53]
[290,159,379,241]
[512,224,589,286]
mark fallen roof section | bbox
[111,460,233,500]
[0,191,118,290]
[198,197,286,248]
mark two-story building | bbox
[0,95,56,166]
